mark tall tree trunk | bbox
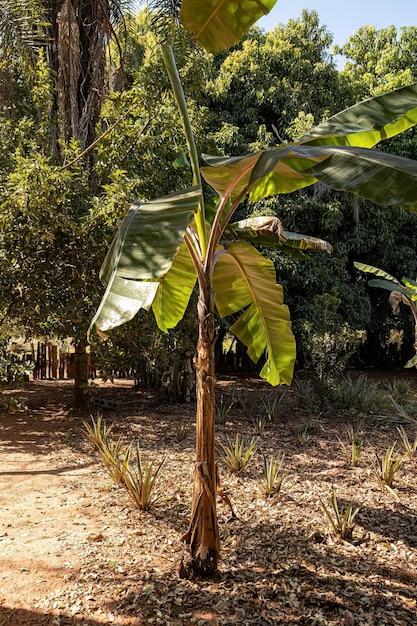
[73,340,88,407]
[182,286,220,576]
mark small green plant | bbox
[338,423,364,467]
[229,386,245,409]
[252,415,266,435]
[380,399,417,426]
[175,420,190,442]
[396,426,417,460]
[302,415,322,435]
[83,414,128,484]
[218,434,256,475]
[261,389,286,422]
[121,442,167,511]
[259,453,287,497]
[294,415,321,445]
[384,378,412,402]
[319,486,361,540]
[335,373,381,415]
[215,395,233,424]
[0,393,27,413]
[293,376,314,412]
[372,443,404,498]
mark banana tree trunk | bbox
[182,286,220,576]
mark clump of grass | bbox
[218,434,256,475]
[384,378,412,402]
[121,443,167,511]
[262,389,286,422]
[83,413,128,484]
[380,399,417,426]
[84,415,166,510]
[252,415,266,435]
[372,443,404,498]
[338,423,364,467]
[174,420,190,442]
[216,395,233,424]
[259,453,287,497]
[396,426,417,460]
[319,486,361,540]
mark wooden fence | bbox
[29,342,95,380]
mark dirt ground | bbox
[0,374,416,626]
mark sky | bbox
[258,0,417,48]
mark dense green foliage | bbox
[2,7,417,380]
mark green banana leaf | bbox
[353,261,401,285]
[202,145,417,211]
[201,148,318,201]
[91,187,201,335]
[180,0,278,53]
[292,146,417,211]
[90,275,159,336]
[401,276,417,295]
[213,242,296,386]
[405,353,417,368]
[297,83,417,148]
[367,279,408,296]
[152,240,197,333]
[202,86,417,208]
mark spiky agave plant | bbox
[397,426,417,460]
[319,486,361,540]
[83,414,130,484]
[259,453,287,497]
[121,442,167,510]
[372,443,404,499]
[218,434,257,475]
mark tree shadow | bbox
[0,604,141,626]
[95,516,417,625]
[356,500,417,548]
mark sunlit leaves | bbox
[213,243,296,385]
[180,0,278,53]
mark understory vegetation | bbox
[3,375,415,624]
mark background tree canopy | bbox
[1,5,417,386]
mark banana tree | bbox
[91,0,417,576]
[355,262,417,368]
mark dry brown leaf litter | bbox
[0,376,416,625]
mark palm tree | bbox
[0,0,133,405]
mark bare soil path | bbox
[0,376,416,625]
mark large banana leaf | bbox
[201,149,318,201]
[202,144,417,211]
[202,86,417,207]
[367,278,408,297]
[90,275,159,336]
[298,83,417,148]
[152,240,197,333]
[213,242,296,385]
[293,146,417,211]
[91,187,201,334]
[353,261,401,285]
[100,187,201,283]
[180,0,278,53]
